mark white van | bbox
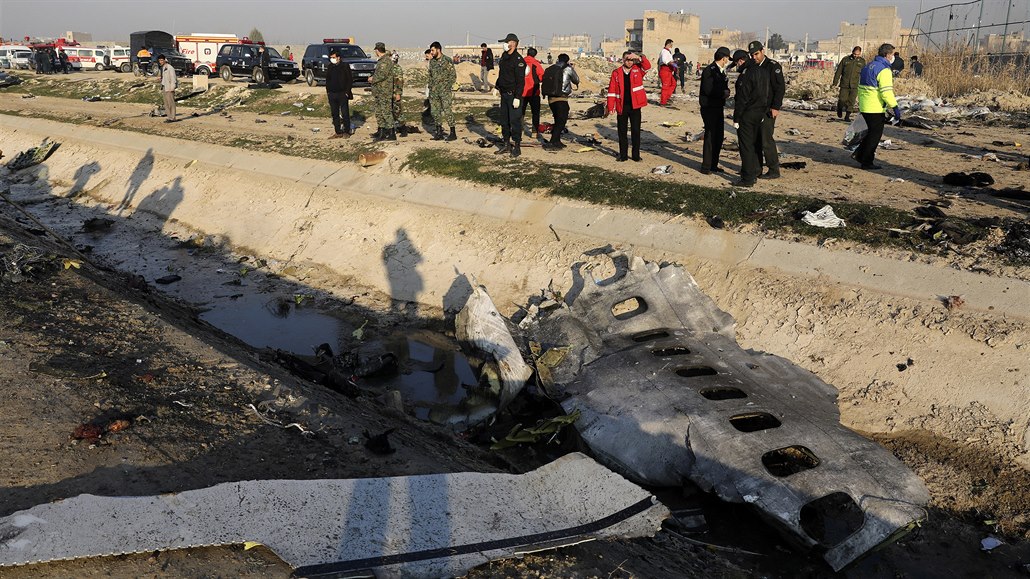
[64,47,109,70]
[0,46,33,69]
[107,46,132,72]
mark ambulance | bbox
[62,47,109,70]
[175,33,238,77]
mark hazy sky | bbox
[1,0,928,47]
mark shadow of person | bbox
[382,228,423,317]
[117,148,154,215]
[442,269,473,318]
[68,161,101,197]
[136,176,185,232]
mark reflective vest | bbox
[606,55,651,115]
[858,56,898,114]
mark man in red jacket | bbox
[605,51,651,161]
[521,47,545,139]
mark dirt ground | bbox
[2,67,1030,577]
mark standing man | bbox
[479,43,494,92]
[494,33,526,157]
[368,42,397,141]
[546,52,552,64]
[542,53,579,151]
[657,39,676,106]
[749,40,783,180]
[855,43,900,170]
[136,46,150,75]
[910,55,923,77]
[391,52,405,137]
[673,47,687,93]
[283,45,292,61]
[890,52,904,76]
[699,47,731,174]
[157,54,178,123]
[832,46,865,122]
[58,48,69,73]
[427,41,457,141]
[521,47,545,139]
[731,49,770,187]
[604,50,651,162]
[257,44,270,85]
[325,49,353,138]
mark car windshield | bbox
[265,47,282,59]
[159,49,186,58]
[15,51,30,58]
[328,45,367,59]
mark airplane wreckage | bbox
[0,252,928,575]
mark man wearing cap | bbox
[494,33,526,158]
[699,46,731,174]
[156,54,178,123]
[368,41,397,141]
[428,41,457,141]
[731,49,770,187]
[325,49,353,138]
[749,40,783,180]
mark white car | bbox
[0,46,33,69]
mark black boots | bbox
[444,127,457,142]
[511,143,521,158]
[371,128,384,141]
[431,125,444,141]
[372,128,396,142]
[836,103,843,118]
[494,141,511,155]
[398,125,407,137]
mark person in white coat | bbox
[157,54,178,123]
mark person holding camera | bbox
[605,50,651,162]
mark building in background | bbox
[622,10,701,65]
[65,31,92,43]
[549,33,592,57]
[816,6,913,58]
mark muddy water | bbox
[1,189,489,427]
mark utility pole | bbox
[804,32,808,55]
[466,31,469,46]
[765,27,769,48]
[1002,0,1013,50]
[974,0,985,52]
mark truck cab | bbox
[176,34,238,77]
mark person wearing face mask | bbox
[855,43,900,170]
[731,48,770,187]
[494,33,526,158]
[698,46,731,174]
[325,50,353,138]
[604,50,651,162]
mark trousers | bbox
[737,109,765,183]
[617,107,642,160]
[700,106,724,170]
[163,91,176,121]
[520,94,541,134]
[856,111,886,166]
[659,66,675,105]
[327,91,351,134]
[759,111,780,173]
[499,92,523,144]
[548,100,569,144]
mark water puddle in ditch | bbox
[0,190,493,429]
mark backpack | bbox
[541,64,564,98]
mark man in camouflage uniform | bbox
[368,42,397,141]
[427,41,457,141]
[391,52,406,137]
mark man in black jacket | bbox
[257,45,271,85]
[699,46,731,174]
[732,49,770,187]
[494,33,526,158]
[749,41,783,179]
[325,50,353,138]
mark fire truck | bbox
[175,33,238,77]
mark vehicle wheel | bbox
[150,63,159,76]
[305,69,315,87]
[132,63,141,76]
[120,62,131,73]
[95,63,105,71]
[196,66,210,77]
[252,66,265,84]
[220,65,232,82]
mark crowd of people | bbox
[32,46,69,74]
[137,32,909,186]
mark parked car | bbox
[63,47,110,70]
[215,42,299,83]
[0,46,34,70]
[107,46,132,72]
[301,39,376,87]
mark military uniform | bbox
[751,41,783,178]
[428,52,457,139]
[832,53,866,120]
[733,55,771,186]
[368,46,397,138]
[392,62,404,133]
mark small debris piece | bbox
[801,205,846,228]
[943,172,994,187]
[981,537,1003,551]
[155,275,182,285]
[358,151,387,167]
[706,215,725,229]
[942,295,965,311]
[490,409,582,450]
[6,139,61,171]
[81,217,114,233]
[781,161,807,170]
[71,423,104,441]
[915,206,947,219]
[786,128,802,136]
[651,165,673,175]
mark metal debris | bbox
[0,453,668,578]
[5,139,61,171]
[522,252,930,571]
